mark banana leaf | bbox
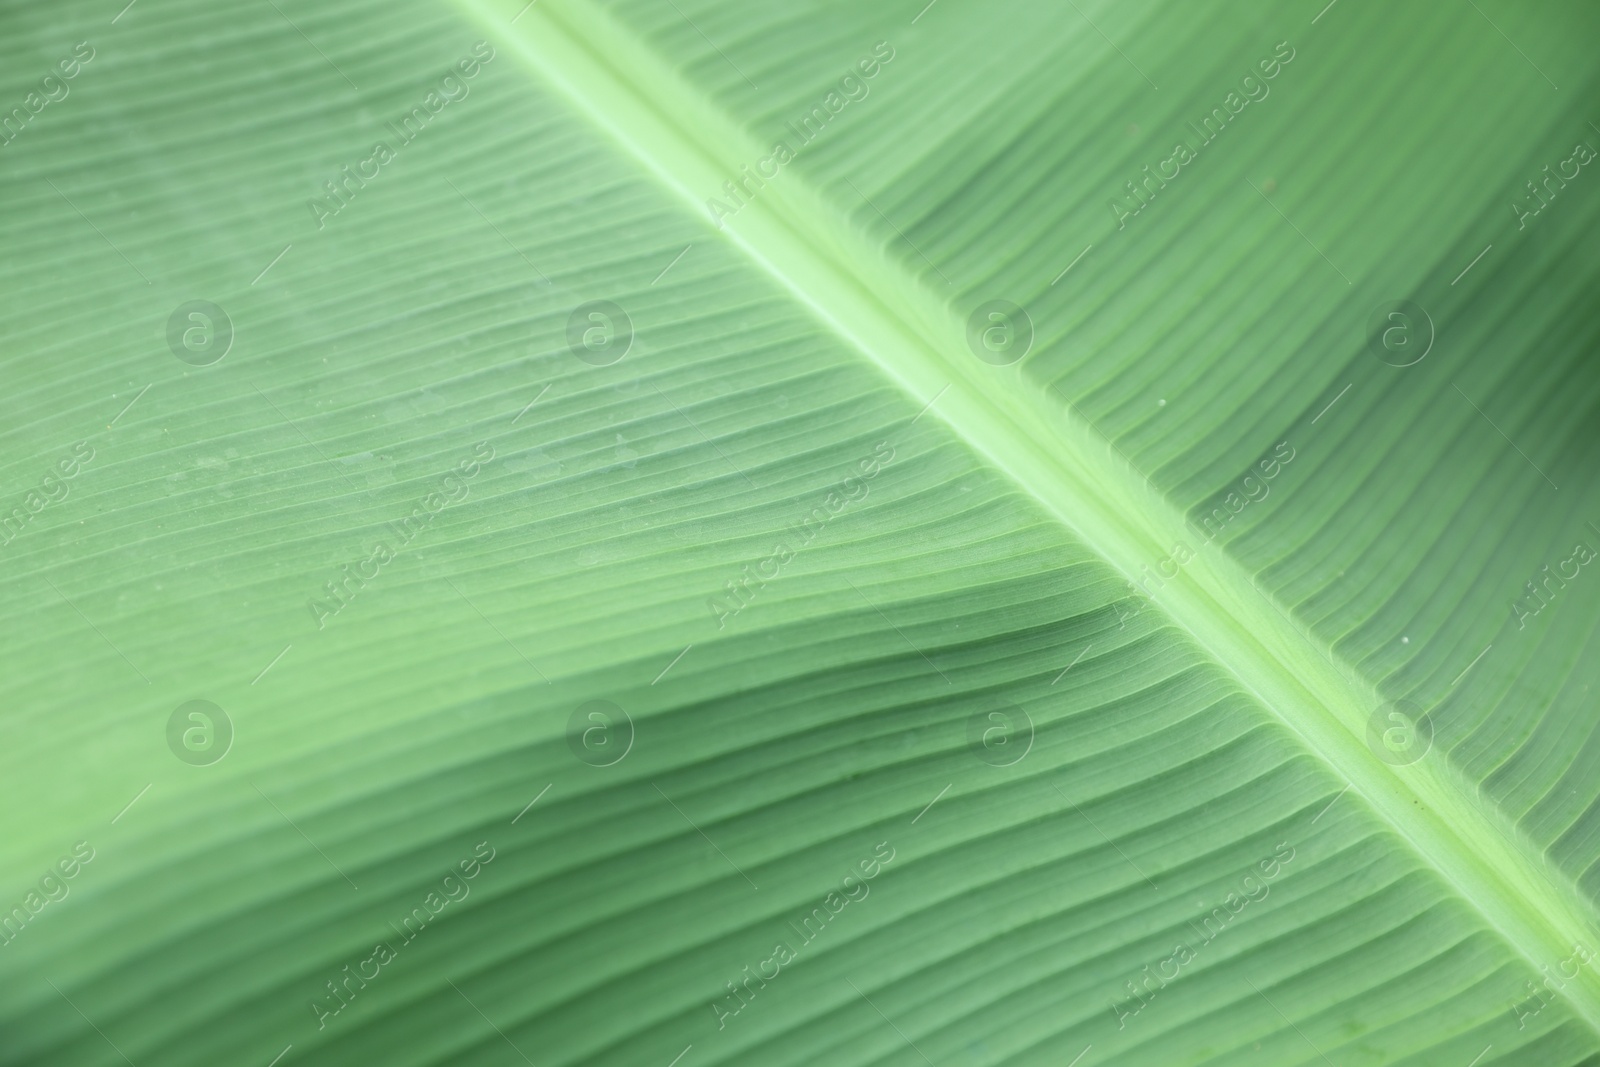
[2,0,1598,1063]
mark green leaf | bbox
[2,0,1598,1064]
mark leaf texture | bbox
[1,0,1598,1065]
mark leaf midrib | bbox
[456,0,1600,1031]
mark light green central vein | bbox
[455,0,1600,1031]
